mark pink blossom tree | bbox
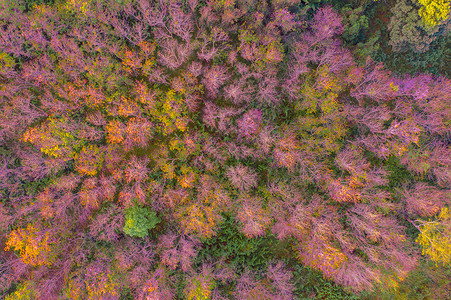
[226,165,258,192]
[401,183,448,217]
[236,196,272,238]
[236,109,262,138]
[157,232,200,272]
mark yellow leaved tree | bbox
[4,224,54,266]
[417,0,451,28]
[412,207,451,266]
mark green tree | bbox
[387,0,447,52]
[123,205,160,238]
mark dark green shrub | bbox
[290,263,361,300]
[196,215,274,272]
[340,6,369,45]
[385,155,414,190]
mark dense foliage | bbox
[123,205,160,238]
[0,0,450,299]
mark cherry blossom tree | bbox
[226,165,258,192]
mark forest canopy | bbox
[0,0,450,299]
